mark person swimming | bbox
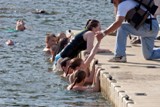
[6,19,26,33]
[67,69,101,92]
[32,9,49,14]
[16,20,26,31]
[43,33,58,53]
[5,39,14,46]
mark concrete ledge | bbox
[97,34,160,107]
[72,30,160,107]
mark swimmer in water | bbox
[16,20,26,31]
[32,9,49,14]
[6,40,14,46]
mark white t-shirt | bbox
[117,0,154,18]
[117,0,138,17]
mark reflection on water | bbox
[0,0,114,106]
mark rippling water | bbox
[2,0,159,107]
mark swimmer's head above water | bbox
[6,40,14,46]
[16,20,26,31]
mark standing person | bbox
[97,0,160,62]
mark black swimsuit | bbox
[60,30,88,58]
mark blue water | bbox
[0,0,114,107]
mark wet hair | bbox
[16,20,26,31]
[66,58,83,76]
[85,19,99,31]
[45,33,58,49]
[56,37,69,54]
[70,70,86,90]
[45,33,57,43]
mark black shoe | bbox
[157,36,160,40]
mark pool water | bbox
[0,0,114,106]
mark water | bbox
[0,0,114,107]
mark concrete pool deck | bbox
[72,30,160,107]
[95,33,160,107]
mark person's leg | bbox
[113,20,159,60]
[141,36,160,59]
[109,23,139,62]
[141,37,154,59]
[109,23,134,62]
[141,20,160,59]
[114,24,129,57]
[114,22,146,57]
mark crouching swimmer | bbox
[66,31,103,92]
[54,19,110,65]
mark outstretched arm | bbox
[96,16,124,40]
[85,32,94,53]
[85,67,101,92]
[84,34,102,69]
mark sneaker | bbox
[131,38,141,44]
[108,56,127,63]
[157,36,160,40]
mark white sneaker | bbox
[109,56,127,63]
